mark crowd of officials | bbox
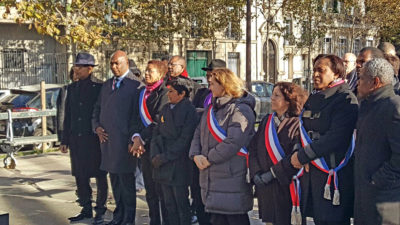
[58,42,400,225]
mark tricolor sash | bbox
[207,105,250,183]
[264,113,302,225]
[299,111,356,206]
[139,89,153,127]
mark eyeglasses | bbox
[145,69,158,73]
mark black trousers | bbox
[142,152,168,225]
[190,164,211,225]
[209,213,250,225]
[109,172,136,224]
[75,174,108,215]
[161,184,191,225]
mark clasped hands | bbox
[129,136,145,157]
[194,155,211,170]
[290,151,309,172]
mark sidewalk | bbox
[0,152,264,225]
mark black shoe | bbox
[93,214,105,225]
[68,211,93,222]
[106,220,121,225]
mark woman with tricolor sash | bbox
[290,55,358,225]
[130,60,170,225]
[189,68,256,225]
[248,82,307,225]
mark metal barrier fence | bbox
[0,51,72,89]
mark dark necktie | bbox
[112,77,120,90]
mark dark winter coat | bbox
[354,85,400,225]
[296,83,358,222]
[151,98,199,186]
[56,85,68,140]
[61,75,105,178]
[92,71,143,174]
[189,93,256,215]
[139,82,169,145]
[248,114,300,224]
[346,69,358,95]
[139,82,169,162]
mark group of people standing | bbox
[59,44,400,225]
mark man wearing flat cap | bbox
[192,59,227,109]
[60,53,108,225]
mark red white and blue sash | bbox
[299,111,356,206]
[139,89,153,127]
[264,113,302,224]
[207,105,250,182]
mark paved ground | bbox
[0,152,267,225]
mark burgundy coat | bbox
[249,114,300,225]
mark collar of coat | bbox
[313,82,349,99]
[364,84,395,104]
[305,82,355,110]
[212,95,235,110]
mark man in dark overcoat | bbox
[60,53,108,225]
[354,58,400,225]
[92,50,143,225]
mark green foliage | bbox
[283,0,333,50]
[2,0,246,49]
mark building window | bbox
[2,49,25,72]
[323,38,332,54]
[366,40,373,47]
[190,18,202,38]
[353,39,361,54]
[225,22,241,40]
[284,19,295,45]
[151,51,169,60]
[338,38,347,57]
[228,52,240,77]
[225,7,241,40]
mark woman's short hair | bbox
[274,82,308,117]
[210,68,244,98]
[313,54,328,66]
[167,79,191,97]
[315,54,346,79]
[147,60,168,76]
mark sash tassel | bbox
[299,111,355,206]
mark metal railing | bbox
[0,51,71,88]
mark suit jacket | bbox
[61,75,104,177]
[92,71,143,173]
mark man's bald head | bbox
[343,53,357,74]
[110,50,129,77]
[377,42,396,56]
[168,55,186,77]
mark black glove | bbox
[260,171,274,185]
[253,173,265,187]
[152,154,167,168]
